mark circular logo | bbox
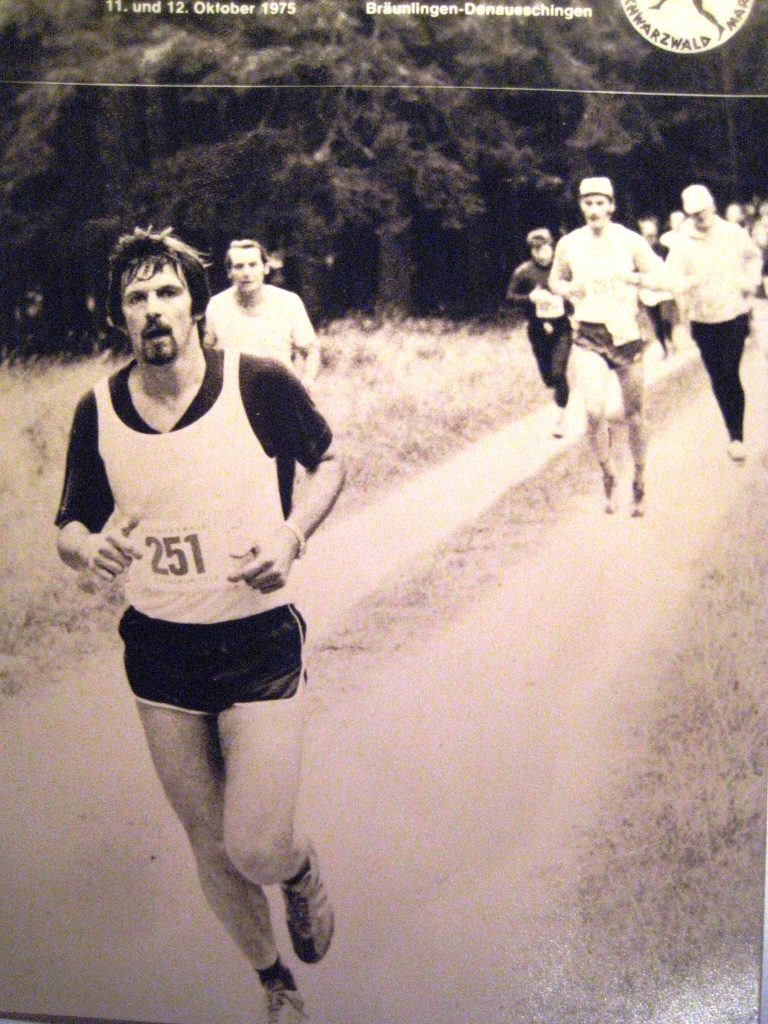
[620,0,753,53]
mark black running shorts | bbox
[575,321,645,369]
[119,603,306,714]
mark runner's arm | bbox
[57,518,143,580]
[226,436,344,591]
[228,359,345,591]
[664,240,698,297]
[505,265,535,308]
[548,240,583,301]
[202,300,221,349]
[55,391,115,533]
[282,438,345,554]
[227,376,344,593]
[54,391,142,580]
[290,296,321,384]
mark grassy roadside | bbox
[567,448,768,1023]
[303,358,768,1024]
[0,317,542,694]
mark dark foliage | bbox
[0,2,766,354]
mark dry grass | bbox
[313,317,541,505]
[0,317,540,688]
[304,370,768,1022]
[0,358,129,691]
[570,466,768,1019]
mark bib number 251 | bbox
[145,534,206,576]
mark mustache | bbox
[141,324,172,340]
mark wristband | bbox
[283,520,307,559]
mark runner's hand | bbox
[227,525,301,593]
[565,281,586,300]
[83,517,143,582]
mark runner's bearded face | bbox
[121,263,198,366]
[579,194,615,232]
[228,245,267,299]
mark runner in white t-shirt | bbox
[549,177,668,516]
[205,239,321,387]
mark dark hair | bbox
[107,226,211,329]
[225,238,270,270]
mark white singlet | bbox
[552,223,660,344]
[94,351,292,624]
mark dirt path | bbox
[1,338,766,1024]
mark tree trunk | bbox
[375,225,414,318]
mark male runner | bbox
[549,177,667,516]
[205,238,320,386]
[665,184,762,461]
[55,227,345,1024]
[506,227,573,437]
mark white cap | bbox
[681,184,715,215]
[579,176,614,199]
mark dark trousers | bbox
[527,317,573,409]
[690,313,750,442]
[647,302,671,353]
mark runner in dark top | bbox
[55,227,345,1024]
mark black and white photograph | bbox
[1,2,767,1023]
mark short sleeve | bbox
[54,391,115,532]
[289,294,318,356]
[239,356,332,470]
[506,264,533,302]
[549,236,573,288]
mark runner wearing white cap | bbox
[549,177,668,515]
[665,184,762,461]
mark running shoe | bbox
[727,439,746,462]
[601,463,617,515]
[552,408,566,438]
[265,986,309,1024]
[281,843,335,964]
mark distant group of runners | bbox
[506,176,762,514]
[54,173,763,1023]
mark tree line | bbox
[1,0,767,356]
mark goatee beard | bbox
[142,335,178,365]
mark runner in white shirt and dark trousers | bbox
[205,238,321,388]
[506,227,573,438]
[665,184,763,463]
[55,227,345,1024]
[549,177,668,517]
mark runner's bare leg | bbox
[616,359,647,472]
[137,689,308,970]
[218,680,308,886]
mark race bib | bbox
[130,520,256,588]
[533,290,566,319]
[592,275,639,344]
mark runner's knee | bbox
[585,408,606,431]
[624,395,644,420]
[225,824,299,885]
[180,813,230,868]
